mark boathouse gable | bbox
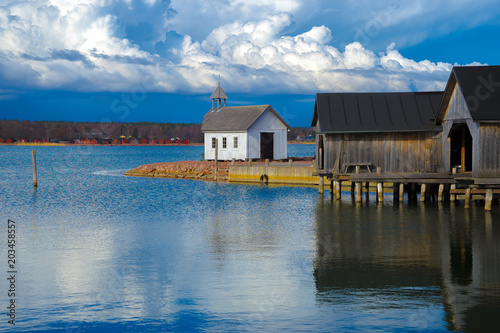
[312,92,443,175]
[436,66,500,177]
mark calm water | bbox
[1,145,499,332]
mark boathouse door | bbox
[449,123,472,173]
[260,132,274,160]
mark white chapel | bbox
[201,83,290,161]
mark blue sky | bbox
[0,0,499,126]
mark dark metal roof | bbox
[210,84,228,100]
[435,65,500,123]
[311,92,443,133]
[201,105,291,131]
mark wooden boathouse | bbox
[312,65,500,210]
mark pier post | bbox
[231,158,235,166]
[330,179,334,197]
[335,181,341,200]
[288,159,293,167]
[485,189,493,211]
[355,166,362,202]
[420,184,426,202]
[464,187,471,209]
[376,167,383,203]
[32,149,38,187]
[265,159,270,166]
[438,184,444,202]
[399,183,404,202]
[319,176,324,195]
[377,183,383,202]
[450,184,456,202]
[214,138,218,181]
[248,158,252,166]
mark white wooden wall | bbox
[247,110,288,160]
[204,132,247,160]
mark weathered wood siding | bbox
[320,132,443,174]
[478,124,500,177]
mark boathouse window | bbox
[222,137,227,149]
[233,137,238,149]
[211,137,216,149]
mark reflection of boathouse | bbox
[312,66,500,209]
[312,200,500,332]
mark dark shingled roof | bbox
[210,84,229,100]
[311,92,443,133]
[201,105,291,131]
[435,65,500,123]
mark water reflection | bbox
[313,198,500,332]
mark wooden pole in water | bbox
[420,184,426,202]
[319,176,324,195]
[485,189,493,211]
[399,183,404,202]
[464,187,471,209]
[335,181,341,200]
[32,149,38,187]
[355,166,362,202]
[214,138,218,182]
[376,167,383,203]
[438,184,445,202]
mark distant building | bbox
[201,83,290,161]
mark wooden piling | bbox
[450,184,456,202]
[399,183,404,202]
[32,149,38,187]
[377,183,383,202]
[265,159,270,166]
[330,179,334,198]
[288,159,293,167]
[464,187,471,209]
[248,158,252,166]
[420,184,426,202]
[438,184,444,202]
[319,176,324,194]
[485,189,493,211]
[231,158,235,166]
[335,181,341,200]
[214,139,218,181]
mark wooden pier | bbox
[318,171,500,211]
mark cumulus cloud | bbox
[0,0,491,95]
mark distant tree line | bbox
[0,119,204,142]
[0,119,314,143]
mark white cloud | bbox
[0,0,491,95]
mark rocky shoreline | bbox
[124,160,233,181]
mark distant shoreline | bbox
[1,141,314,147]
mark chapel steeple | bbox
[210,75,228,110]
